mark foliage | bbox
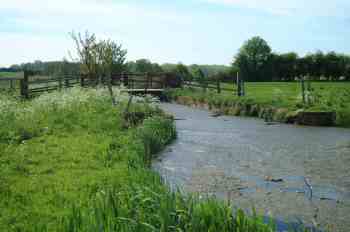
[234,36,272,82]
[70,31,127,79]
[138,116,176,157]
[0,88,170,231]
[59,183,278,232]
[193,67,208,90]
[0,87,293,232]
[174,63,192,81]
[233,36,350,82]
[126,59,163,73]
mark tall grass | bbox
[0,87,309,231]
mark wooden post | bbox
[10,79,14,90]
[216,78,221,93]
[306,75,311,104]
[162,73,166,89]
[64,76,69,88]
[121,72,124,87]
[59,75,63,90]
[301,76,306,104]
[20,70,29,99]
[122,72,129,87]
[80,74,85,87]
[241,78,245,96]
[145,72,149,93]
[237,72,242,97]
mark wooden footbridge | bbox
[14,71,180,99]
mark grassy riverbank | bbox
[166,82,350,127]
[0,88,285,231]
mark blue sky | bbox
[1,0,350,67]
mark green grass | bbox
[0,72,21,78]
[0,87,310,231]
[166,81,350,127]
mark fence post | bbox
[216,78,221,93]
[145,72,149,93]
[237,72,242,97]
[59,75,63,90]
[64,76,69,88]
[10,79,14,90]
[162,73,166,89]
[80,74,85,87]
[301,76,306,104]
[20,70,29,99]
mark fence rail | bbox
[17,71,169,99]
[3,71,241,98]
[183,80,236,94]
[0,76,23,91]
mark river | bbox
[153,103,350,232]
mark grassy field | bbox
[0,88,288,231]
[167,81,350,127]
[0,72,22,78]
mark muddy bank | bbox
[172,96,336,127]
[153,103,350,232]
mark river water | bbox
[153,103,350,232]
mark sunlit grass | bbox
[0,87,312,231]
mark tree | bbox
[134,59,154,73]
[126,59,163,73]
[71,31,127,105]
[193,67,207,91]
[324,51,342,80]
[97,39,127,105]
[313,51,326,79]
[234,36,272,81]
[174,63,192,82]
[274,52,298,81]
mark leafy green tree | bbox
[193,67,208,90]
[313,51,326,79]
[152,63,164,73]
[273,52,298,81]
[71,31,127,104]
[234,36,272,81]
[324,51,342,80]
[135,59,155,73]
[174,63,192,81]
[126,59,163,73]
[97,39,127,105]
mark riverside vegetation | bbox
[166,82,350,127]
[0,87,303,232]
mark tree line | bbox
[234,36,350,82]
[6,58,230,82]
[4,35,350,82]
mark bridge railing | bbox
[19,71,170,99]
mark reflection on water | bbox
[153,103,350,232]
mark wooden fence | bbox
[19,71,169,99]
[183,80,236,94]
[2,71,240,98]
[0,77,22,91]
